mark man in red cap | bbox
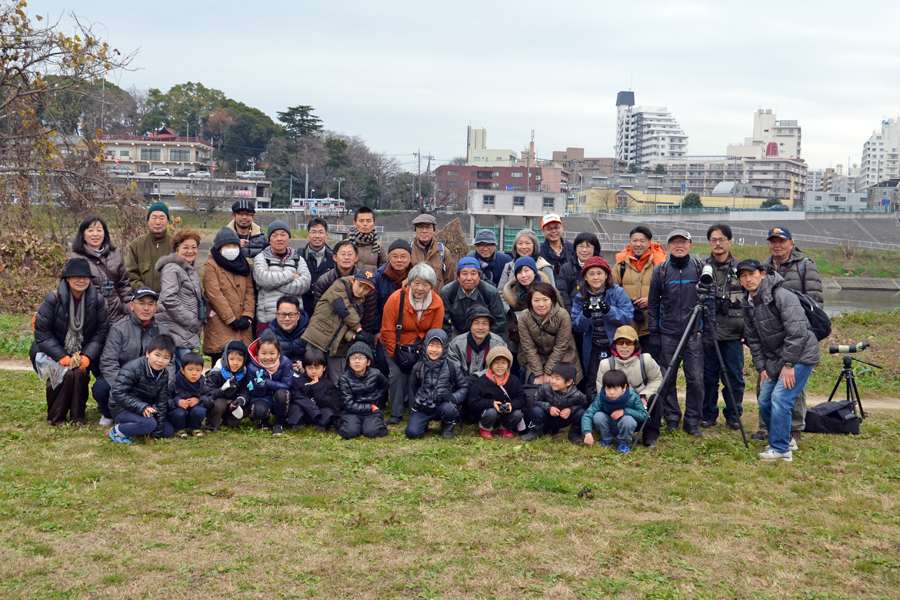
[539,213,575,277]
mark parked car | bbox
[240,170,266,180]
[174,169,191,177]
[148,168,173,177]
[107,166,134,176]
[188,171,211,178]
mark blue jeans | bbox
[168,406,208,431]
[530,405,585,434]
[91,377,112,419]
[405,402,459,439]
[173,348,191,369]
[593,412,638,445]
[114,411,174,439]
[703,339,745,421]
[757,364,813,453]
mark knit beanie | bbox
[486,346,513,369]
[388,239,412,255]
[347,341,374,362]
[147,202,170,221]
[213,226,241,250]
[514,256,538,275]
[581,255,612,278]
[268,220,291,240]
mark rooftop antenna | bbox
[629,72,633,90]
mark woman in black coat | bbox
[31,258,109,425]
[557,232,602,313]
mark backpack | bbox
[804,400,860,435]
[606,355,647,386]
[784,288,832,341]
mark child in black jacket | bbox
[205,340,251,432]
[407,329,469,440]
[467,347,527,439]
[338,342,388,440]
[288,347,338,431]
[521,362,587,443]
[167,351,215,439]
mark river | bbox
[824,289,900,316]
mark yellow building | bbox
[574,188,792,212]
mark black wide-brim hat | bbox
[60,257,92,279]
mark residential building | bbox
[727,109,802,159]
[807,169,825,192]
[860,118,900,188]
[467,190,567,246]
[100,126,213,174]
[661,155,807,201]
[434,164,564,210]
[804,191,869,211]
[615,91,688,170]
[467,126,517,167]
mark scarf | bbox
[588,284,609,348]
[175,370,204,394]
[486,366,509,387]
[306,245,326,268]
[348,228,378,246]
[64,290,86,355]
[211,247,251,277]
[409,291,432,319]
[260,357,280,376]
[466,333,490,370]
[220,363,246,383]
[92,245,106,257]
[600,387,630,412]
[384,263,411,288]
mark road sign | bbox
[506,185,513,191]
[681,183,686,192]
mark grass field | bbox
[0,370,898,599]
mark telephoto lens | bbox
[699,264,715,286]
[828,342,870,354]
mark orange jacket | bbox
[380,288,445,358]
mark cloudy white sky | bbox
[41,0,900,173]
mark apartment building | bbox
[860,118,900,188]
[100,126,213,173]
[615,91,689,170]
[736,109,802,159]
[467,126,518,167]
[661,156,807,199]
[434,165,565,210]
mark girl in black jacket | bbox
[288,347,338,430]
[467,347,527,439]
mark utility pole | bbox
[303,143,309,199]
[527,130,534,191]
[249,157,256,172]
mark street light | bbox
[334,177,345,200]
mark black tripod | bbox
[633,294,749,450]
[826,355,880,419]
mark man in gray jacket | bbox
[702,224,745,431]
[738,259,819,462]
[752,226,824,442]
[96,288,170,427]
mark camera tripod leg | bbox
[848,374,867,419]
[706,306,749,450]
[826,371,846,403]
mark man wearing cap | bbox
[539,214,575,277]
[647,229,714,438]
[440,257,507,338]
[467,229,511,288]
[302,268,378,385]
[751,226,824,442]
[95,288,170,427]
[374,239,413,329]
[613,225,667,356]
[252,220,311,337]
[299,217,335,315]
[737,258,819,462]
[701,224,745,431]
[410,213,455,290]
[227,200,267,259]
[124,202,173,293]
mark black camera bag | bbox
[804,400,860,435]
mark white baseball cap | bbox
[541,214,562,228]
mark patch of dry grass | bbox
[0,371,898,599]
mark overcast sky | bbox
[42,0,900,173]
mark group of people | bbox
[31,201,823,461]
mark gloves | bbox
[438,394,453,405]
[230,320,241,331]
[58,356,71,367]
[236,316,251,330]
[599,301,611,315]
[354,331,374,346]
[582,301,593,317]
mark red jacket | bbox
[379,288,444,358]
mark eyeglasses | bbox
[668,240,691,246]
[179,245,198,252]
[276,312,299,319]
[615,339,636,347]
[709,237,729,244]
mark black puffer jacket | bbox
[763,247,824,306]
[556,260,583,313]
[467,373,527,417]
[339,367,388,414]
[167,371,215,411]
[647,256,715,339]
[205,340,251,403]
[410,329,469,414]
[109,356,169,438]
[742,271,820,379]
[314,266,379,334]
[291,373,339,413]
[702,254,744,341]
[31,280,109,364]
[533,383,588,413]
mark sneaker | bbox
[291,424,302,432]
[617,442,631,453]
[791,431,803,444]
[192,429,205,439]
[272,424,284,436]
[726,419,741,430]
[175,430,189,439]
[665,421,679,433]
[750,430,768,441]
[765,437,798,452]
[479,429,494,439]
[685,426,703,438]
[700,419,716,428]
[387,416,402,425]
[207,426,219,433]
[598,440,613,447]
[498,428,514,438]
[757,449,793,462]
[642,437,658,449]
[99,416,114,428]
[107,427,132,445]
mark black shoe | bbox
[642,437,658,448]
[567,425,583,445]
[206,426,219,433]
[314,425,327,433]
[387,416,402,425]
[440,421,456,439]
[700,419,716,428]
[685,426,703,438]
[665,421,679,433]
[291,424,302,432]
[750,430,768,441]
[521,425,544,442]
[272,424,283,436]
[726,419,741,430]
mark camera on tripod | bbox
[829,342,869,354]
[695,264,715,300]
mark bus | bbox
[290,197,346,215]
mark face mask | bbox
[221,248,241,261]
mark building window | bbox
[119,150,130,157]
[535,174,542,181]
[447,170,458,176]
[137,164,149,173]
[483,195,495,207]
[542,197,554,209]
[169,148,190,161]
[491,171,500,177]
[513,196,525,207]
[490,182,500,189]
[140,148,161,161]
[510,172,523,178]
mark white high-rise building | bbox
[807,169,825,192]
[466,126,517,167]
[860,118,900,188]
[745,109,802,158]
[615,91,688,170]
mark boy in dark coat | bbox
[206,340,251,431]
[107,334,176,444]
[337,342,389,439]
[167,351,214,438]
[467,346,527,439]
[407,329,469,440]
[288,347,338,431]
[522,362,587,443]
